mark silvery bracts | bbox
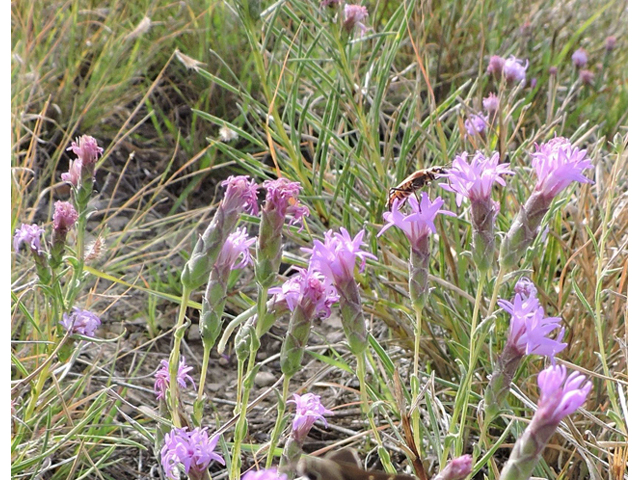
[256,208,285,288]
[483,343,523,422]
[409,236,430,311]
[200,265,230,350]
[278,436,302,479]
[335,276,368,355]
[471,197,497,273]
[280,304,314,377]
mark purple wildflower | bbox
[499,366,591,480]
[530,77,537,89]
[308,228,376,285]
[343,4,368,35]
[217,227,255,271]
[62,135,103,187]
[532,137,593,199]
[379,193,453,247]
[60,307,101,337]
[503,55,528,84]
[269,268,338,319]
[498,293,567,358]
[579,69,595,85]
[464,113,488,137]
[243,468,287,480]
[482,93,499,115]
[221,175,260,216]
[154,357,196,400]
[514,277,537,299]
[571,48,588,68]
[487,55,505,78]
[549,66,558,76]
[434,455,473,480]
[289,393,333,442]
[441,151,513,207]
[53,201,78,233]
[61,158,83,187]
[161,427,225,480]
[605,36,616,51]
[263,178,309,228]
[14,224,45,253]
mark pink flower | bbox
[307,228,376,285]
[53,201,78,233]
[571,48,588,68]
[161,427,224,480]
[67,135,103,165]
[487,55,505,78]
[61,158,83,187]
[263,178,309,227]
[531,137,593,199]
[464,113,488,137]
[440,151,513,206]
[221,175,260,215]
[154,357,196,400]
[268,268,338,319]
[60,307,101,337]
[13,224,45,253]
[343,4,368,35]
[498,293,567,359]
[242,469,287,480]
[433,455,472,480]
[482,93,499,114]
[503,55,528,84]
[537,365,592,423]
[605,36,616,51]
[579,69,595,85]
[289,393,333,442]
[216,227,256,271]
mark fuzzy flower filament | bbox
[484,287,567,420]
[379,193,453,310]
[307,228,376,355]
[270,269,338,377]
[256,178,308,288]
[154,357,196,400]
[161,427,225,480]
[441,151,513,272]
[181,175,259,291]
[499,137,593,269]
[499,365,592,480]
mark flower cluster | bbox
[464,113,488,137]
[289,393,333,442]
[487,55,528,84]
[60,307,101,337]
[62,135,103,187]
[217,227,256,271]
[263,178,309,228]
[14,224,45,253]
[343,4,368,35]
[161,427,224,480]
[221,175,260,216]
[52,201,79,233]
[154,357,196,400]
[482,93,499,115]
[242,468,287,480]
[269,268,338,319]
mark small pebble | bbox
[254,371,277,388]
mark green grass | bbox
[12,0,627,479]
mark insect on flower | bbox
[387,166,449,210]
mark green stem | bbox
[230,347,258,480]
[265,375,290,468]
[168,287,192,426]
[411,309,422,458]
[194,345,212,425]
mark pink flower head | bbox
[307,228,377,285]
[440,151,513,207]
[487,55,505,78]
[242,468,288,480]
[13,224,45,253]
[263,178,309,227]
[67,135,103,166]
[464,113,488,137]
[503,55,528,84]
[531,137,593,199]
[216,227,255,271]
[154,357,196,400]
[514,277,537,299]
[53,201,79,232]
[161,427,225,480]
[343,4,368,35]
[379,193,454,248]
[61,158,83,187]
[605,36,616,51]
[571,48,588,68]
[482,93,499,114]
[537,365,592,424]
[288,393,333,442]
[60,307,101,337]
[221,175,260,215]
[435,454,473,480]
[498,294,567,359]
[579,69,595,85]
[268,268,338,319]
[549,66,558,76]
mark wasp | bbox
[387,165,448,210]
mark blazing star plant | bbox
[465,113,488,137]
[59,307,101,337]
[499,137,593,269]
[154,357,196,401]
[484,283,567,421]
[161,427,225,480]
[51,201,78,268]
[499,365,592,480]
[441,151,513,272]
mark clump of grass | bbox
[12,0,627,479]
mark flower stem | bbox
[265,375,290,468]
[168,287,192,426]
